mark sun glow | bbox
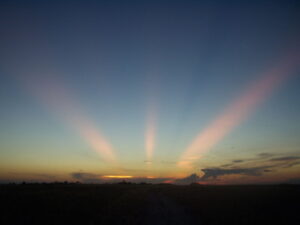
[103,175,133,179]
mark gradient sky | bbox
[0,0,300,184]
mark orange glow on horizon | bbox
[178,53,299,167]
[103,175,133,179]
[163,179,174,184]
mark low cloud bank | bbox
[70,172,170,184]
[199,152,300,181]
[200,167,268,180]
[70,153,300,184]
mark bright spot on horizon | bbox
[103,175,133,179]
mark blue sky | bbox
[0,0,299,183]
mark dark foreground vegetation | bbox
[0,183,299,225]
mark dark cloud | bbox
[70,172,170,184]
[200,167,268,180]
[71,172,102,183]
[221,163,234,167]
[270,156,300,161]
[200,153,300,181]
[174,174,200,185]
[71,153,300,185]
[130,177,169,184]
[268,156,300,168]
[281,161,300,168]
[232,160,244,163]
[226,153,275,166]
[173,168,263,184]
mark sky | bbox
[0,0,300,184]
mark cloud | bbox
[199,153,300,181]
[130,177,169,184]
[226,153,300,167]
[71,172,204,185]
[269,156,300,168]
[232,160,244,163]
[71,152,300,184]
[174,174,201,185]
[70,172,170,184]
[200,167,269,180]
[71,172,102,183]
[223,153,275,167]
[281,161,300,168]
[221,163,234,167]
[270,156,300,161]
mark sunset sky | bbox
[0,0,299,184]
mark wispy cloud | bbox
[200,167,270,180]
[199,153,300,181]
[174,174,201,184]
[270,156,300,161]
[232,160,244,163]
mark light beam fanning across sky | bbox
[22,74,117,164]
[178,53,299,168]
[145,103,157,164]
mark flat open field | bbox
[1,183,299,225]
